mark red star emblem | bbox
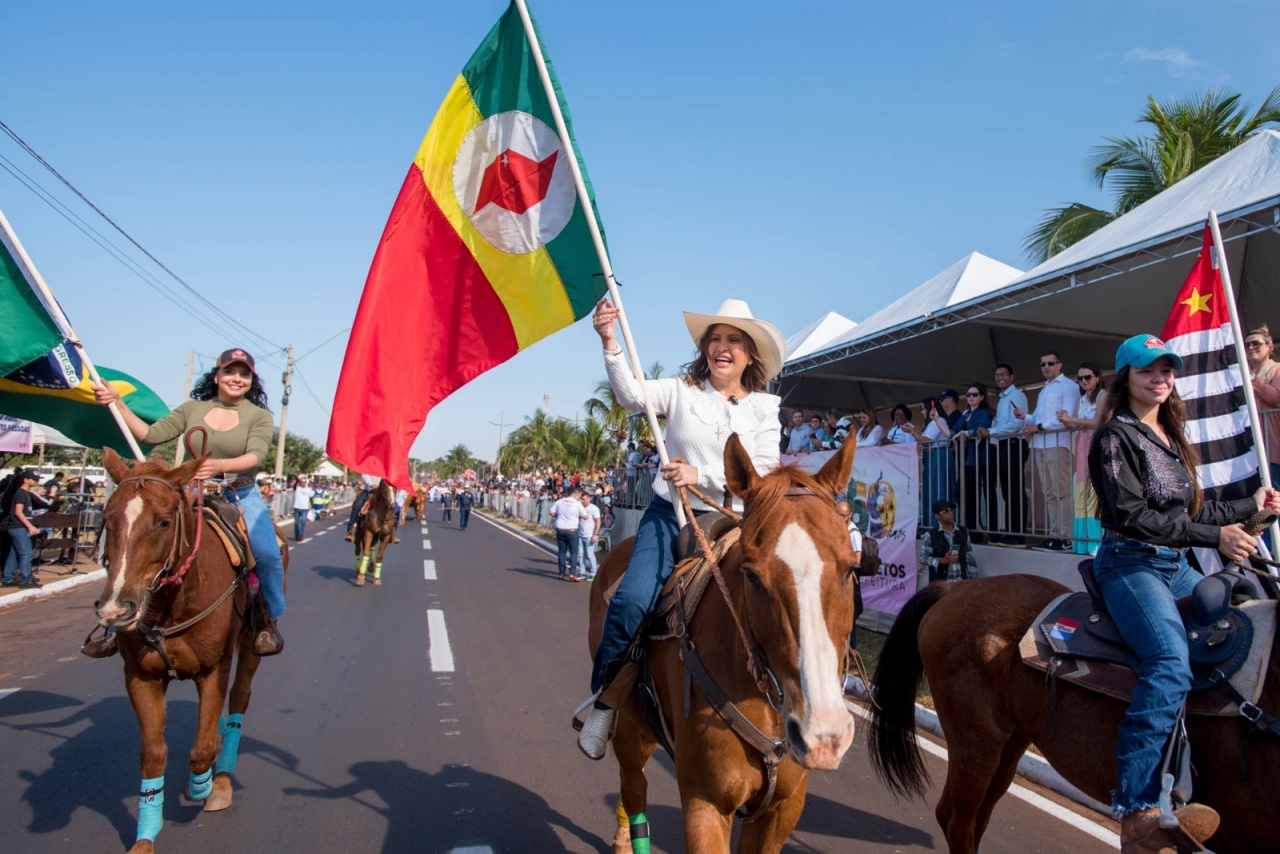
[472,149,559,216]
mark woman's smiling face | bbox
[705,324,750,383]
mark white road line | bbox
[314,531,327,537]
[846,703,1118,847]
[423,539,432,550]
[424,559,436,580]
[427,610,455,672]
[0,688,19,703]
[450,847,494,854]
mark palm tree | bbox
[439,444,474,477]
[1024,87,1280,264]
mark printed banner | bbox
[0,415,34,453]
[782,444,920,615]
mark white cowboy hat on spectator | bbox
[683,299,787,382]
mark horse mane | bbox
[746,462,834,511]
[115,456,189,482]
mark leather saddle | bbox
[1020,559,1275,715]
[202,494,255,571]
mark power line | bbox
[292,365,332,415]
[295,326,351,363]
[0,119,283,353]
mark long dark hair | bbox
[682,325,768,393]
[1100,366,1201,513]
[0,468,33,518]
[1078,361,1104,404]
[965,383,991,411]
[191,366,271,411]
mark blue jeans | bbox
[590,496,682,692]
[223,484,287,619]
[1093,537,1198,813]
[293,508,308,540]
[459,506,470,529]
[556,529,579,579]
[2,528,33,582]
[577,535,598,577]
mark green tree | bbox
[435,444,480,477]
[262,432,326,478]
[1024,87,1280,263]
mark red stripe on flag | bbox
[328,165,518,487]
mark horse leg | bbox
[207,631,263,812]
[125,674,168,854]
[373,538,389,585]
[612,717,657,854]
[971,732,1031,846]
[737,774,808,854]
[355,535,369,585]
[183,664,230,804]
[681,797,732,853]
[932,706,1014,854]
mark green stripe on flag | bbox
[0,366,170,454]
[461,0,608,320]
[0,233,64,376]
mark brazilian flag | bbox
[0,214,169,453]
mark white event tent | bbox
[779,129,1280,411]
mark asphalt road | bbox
[0,508,1118,852]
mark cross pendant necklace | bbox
[714,425,725,441]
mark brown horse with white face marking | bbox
[98,448,286,853]
[590,434,858,853]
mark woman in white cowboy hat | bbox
[577,296,785,759]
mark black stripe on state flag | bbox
[1185,388,1247,420]
[1179,345,1237,378]
[1193,430,1254,467]
[1204,471,1261,503]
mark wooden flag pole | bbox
[1208,210,1280,558]
[0,208,146,461]
[513,0,686,527]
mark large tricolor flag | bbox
[1161,224,1259,501]
[328,1,609,488]
[0,214,169,453]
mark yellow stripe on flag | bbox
[413,75,575,350]
[0,375,138,403]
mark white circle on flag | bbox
[454,111,576,255]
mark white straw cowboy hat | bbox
[683,299,787,382]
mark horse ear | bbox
[814,439,856,501]
[171,454,206,485]
[103,447,128,484]
[724,433,759,499]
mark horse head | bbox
[724,433,858,771]
[96,448,204,628]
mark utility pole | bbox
[543,392,550,417]
[173,348,196,464]
[273,344,294,479]
[490,410,513,477]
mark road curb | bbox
[472,510,557,556]
[0,569,104,614]
[842,676,1111,819]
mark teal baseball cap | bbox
[1115,334,1184,372]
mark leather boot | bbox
[1120,804,1219,853]
[577,706,616,760]
[253,619,285,656]
[81,630,118,659]
[343,529,354,542]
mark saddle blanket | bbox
[1019,594,1276,717]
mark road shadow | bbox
[505,564,573,582]
[790,790,936,848]
[286,759,608,852]
[9,694,300,848]
[310,564,362,585]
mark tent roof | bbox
[312,460,344,477]
[778,130,1280,413]
[30,422,84,449]
[785,312,856,362]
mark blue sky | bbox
[3,1,1277,465]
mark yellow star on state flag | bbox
[1181,287,1212,316]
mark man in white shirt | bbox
[1023,351,1080,550]
[784,409,812,454]
[392,488,408,544]
[576,492,603,580]
[549,490,585,581]
[292,477,315,542]
[837,501,864,651]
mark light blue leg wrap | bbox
[137,776,164,843]
[188,767,213,801]
[215,713,244,776]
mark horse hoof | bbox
[128,841,155,854]
[203,773,233,812]
[355,574,365,587]
[373,578,382,586]
[612,826,631,854]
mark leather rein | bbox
[672,470,837,822]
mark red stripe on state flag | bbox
[328,165,518,488]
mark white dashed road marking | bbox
[424,560,437,580]
[423,539,432,550]
[0,688,19,703]
[427,609,455,672]
[450,848,494,854]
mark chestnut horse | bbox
[590,435,859,853]
[353,480,397,586]
[869,574,1280,853]
[98,448,288,853]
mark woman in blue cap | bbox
[1088,333,1280,851]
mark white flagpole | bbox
[0,208,146,461]
[512,0,686,527]
[1207,210,1279,556]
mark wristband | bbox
[603,346,622,356]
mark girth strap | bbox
[680,638,786,823]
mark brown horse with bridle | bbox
[97,448,287,853]
[868,572,1280,853]
[353,480,397,586]
[589,435,859,853]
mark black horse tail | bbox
[868,582,950,800]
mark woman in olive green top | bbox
[87,348,286,657]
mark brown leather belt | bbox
[221,476,257,490]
